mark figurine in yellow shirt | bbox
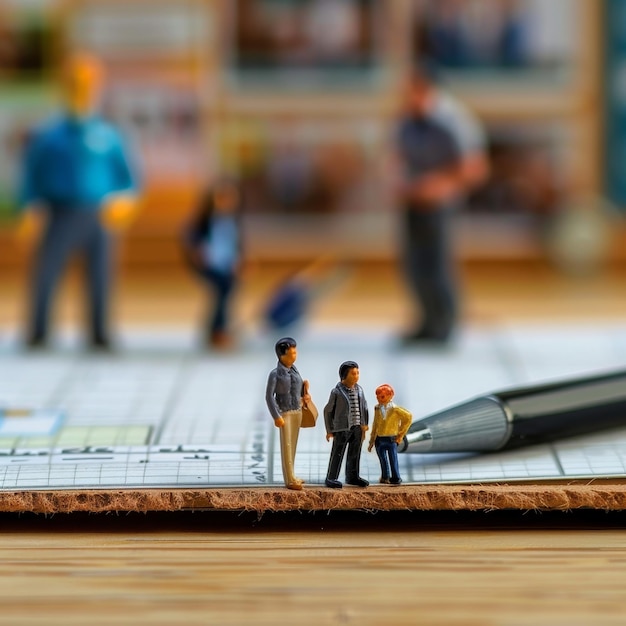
[368,384,412,485]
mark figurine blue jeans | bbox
[374,436,400,482]
[29,209,110,343]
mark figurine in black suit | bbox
[323,360,369,489]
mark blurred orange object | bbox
[14,209,43,244]
[63,53,105,119]
[100,193,140,232]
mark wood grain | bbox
[1,510,626,625]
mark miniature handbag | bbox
[301,398,318,428]
[301,380,317,427]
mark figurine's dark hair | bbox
[410,58,441,85]
[275,337,297,358]
[195,177,243,220]
[339,360,359,381]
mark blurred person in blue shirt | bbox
[17,53,140,350]
[182,179,243,350]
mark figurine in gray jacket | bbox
[265,337,311,490]
[324,360,369,489]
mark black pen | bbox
[399,369,626,453]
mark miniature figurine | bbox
[324,360,369,489]
[367,384,412,485]
[18,53,141,350]
[393,61,488,345]
[182,178,243,350]
[265,337,311,490]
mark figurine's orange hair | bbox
[375,383,394,397]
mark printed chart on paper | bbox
[1,324,626,491]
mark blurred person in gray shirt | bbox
[393,62,488,345]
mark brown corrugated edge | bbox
[2,481,626,514]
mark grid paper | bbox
[0,323,625,490]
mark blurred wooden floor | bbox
[2,260,626,334]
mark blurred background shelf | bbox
[0,0,623,273]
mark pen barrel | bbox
[500,371,626,449]
[403,396,511,453]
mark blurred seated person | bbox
[17,52,140,350]
[182,179,243,350]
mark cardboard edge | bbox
[2,482,626,514]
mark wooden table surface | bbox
[2,509,626,625]
[3,263,626,624]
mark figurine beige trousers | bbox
[279,409,302,485]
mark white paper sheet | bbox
[0,323,625,490]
